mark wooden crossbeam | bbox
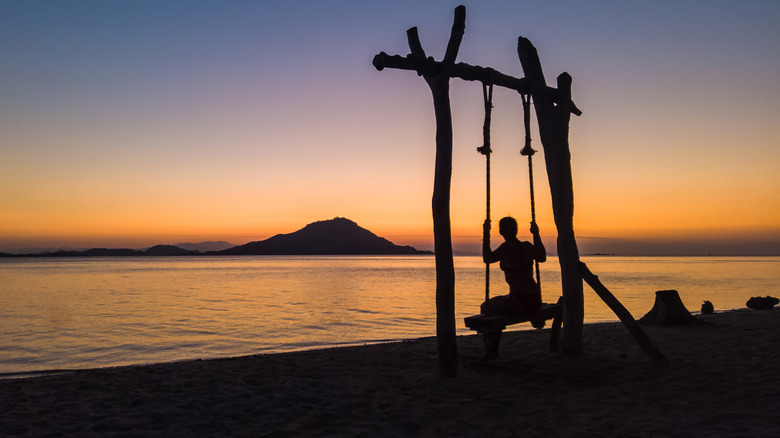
[372,51,582,116]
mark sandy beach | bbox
[1,308,778,437]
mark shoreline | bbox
[2,308,778,436]
[0,307,745,379]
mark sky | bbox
[1,0,779,255]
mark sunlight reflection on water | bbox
[0,255,778,373]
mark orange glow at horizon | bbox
[1,2,778,255]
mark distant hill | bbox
[17,246,199,257]
[143,245,199,256]
[219,218,431,255]
[174,241,234,252]
[83,248,146,257]
[0,219,430,257]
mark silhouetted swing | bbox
[464,84,563,352]
[375,7,668,368]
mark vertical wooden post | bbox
[517,38,584,354]
[406,6,465,377]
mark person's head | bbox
[498,216,518,238]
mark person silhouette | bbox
[480,216,546,358]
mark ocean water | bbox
[1,255,778,374]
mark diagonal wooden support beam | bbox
[579,262,668,363]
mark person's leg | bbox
[479,295,533,358]
[481,329,502,360]
[480,295,520,359]
[482,294,525,315]
[517,293,544,328]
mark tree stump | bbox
[639,290,698,325]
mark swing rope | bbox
[520,93,541,291]
[477,82,493,303]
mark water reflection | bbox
[0,255,778,373]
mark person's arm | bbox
[530,222,547,263]
[482,219,501,264]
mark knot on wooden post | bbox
[371,52,387,71]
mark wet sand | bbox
[1,308,778,437]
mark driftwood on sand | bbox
[746,296,779,310]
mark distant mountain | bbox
[174,241,234,252]
[1,246,88,255]
[0,218,430,257]
[219,218,431,255]
[143,245,199,256]
[4,246,197,257]
[82,248,144,257]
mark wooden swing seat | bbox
[464,296,563,351]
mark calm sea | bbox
[1,255,778,374]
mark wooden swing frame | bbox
[373,5,665,377]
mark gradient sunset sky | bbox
[1,1,778,255]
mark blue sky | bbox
[1,1,779,255]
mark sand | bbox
[1,309,778,437]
